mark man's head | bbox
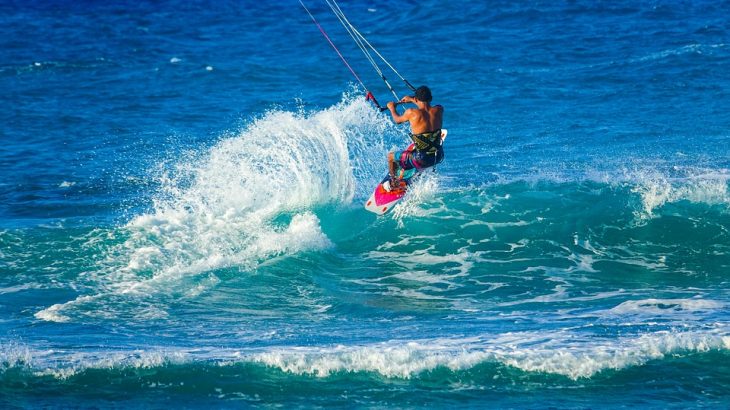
[414,86,432,103]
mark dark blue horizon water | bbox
[1,1,729,408]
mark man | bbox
[385,85,444,188]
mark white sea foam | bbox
[391,171,442,221]
[615,166,730,218]
[251,330,730,380]
[32,350,190,379]
[34,303,71,323]
[608,298,724,315]
[0,343,190,379]
[34,295,99,323]
[368,246,474,277]
[496,331,730,379]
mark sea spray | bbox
[34,95,402,322]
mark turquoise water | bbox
[1,1,729,408]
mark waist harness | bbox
[410,129,443,154]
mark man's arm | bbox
[387,101,412,124]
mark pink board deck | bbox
[364,177,408,215]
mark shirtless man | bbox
[386,86,444,187]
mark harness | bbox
[410,129,443,155]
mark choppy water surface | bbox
[1,1,729,408]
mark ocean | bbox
[1,0,729,408]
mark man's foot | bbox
[382,176,399,192]
[390,177,400,189]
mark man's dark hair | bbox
[414,86,432,103]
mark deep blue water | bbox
[1,1,729,408]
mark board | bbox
[364,170,417,215]
[364,129,447,215]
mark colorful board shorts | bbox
[394,145,444,171]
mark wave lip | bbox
[250,330,730,380]
[1,343,191,380]
[623,167,730,218]
[2,329,728,382]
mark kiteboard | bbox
[364,129,447,215]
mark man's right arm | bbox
[387,102,411,124]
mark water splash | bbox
[35,94,400,322]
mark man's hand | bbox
[387,101,396,110]
[400,95,414,104]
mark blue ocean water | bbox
[1,0,729,407]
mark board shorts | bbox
[394,146,444,171]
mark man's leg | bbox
[388,152,399,189]
[388,152,397,180]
